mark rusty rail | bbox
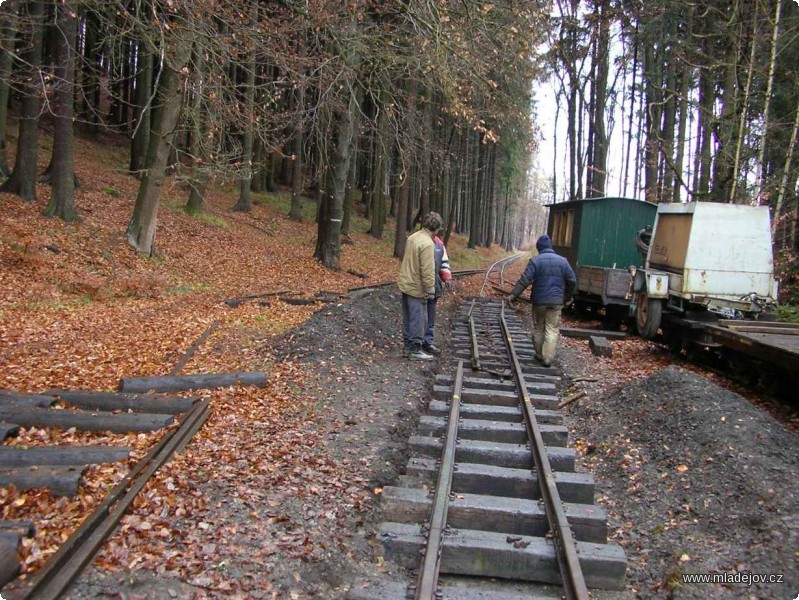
[500,300,589,600]
[413,361,465,600]
[21,399,211,599]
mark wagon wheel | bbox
[635,291,662,339]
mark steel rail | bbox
[499,301,589,600]
[413,361,465,600]
[467,300,481,371]
[22,399,211,600]
[478,253,525,297]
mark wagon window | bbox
[552,210,574,247]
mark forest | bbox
[0,0,798,298]
[0,0,547,269]
[547,0,799,295]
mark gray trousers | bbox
[402,293,427,350]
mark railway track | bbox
[351,298,626,599]
[0,394,210,599]
[479,252,526,297]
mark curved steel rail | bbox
[499,300,589,600]
[478,252,526,297]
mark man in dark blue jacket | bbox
[509,234,576,367]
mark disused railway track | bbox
[0,390,211,600]
[352,298,626,599]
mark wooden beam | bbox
[44,390,196,415]
[0,531,20,587]
[119,372,266,393]
[0,391,57,409]
[170,320,220,375]
[0,446,130,467]
[0,466,86,496]
[0,407,174,433]
[560,327,628,340]
[0,423,19,442]
[716,324,799,335]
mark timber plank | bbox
[417,416,568,447]
[0,466,85,496]
[0,407,174,433]
[0,446,131,467]
[404,458,594,504]
[0,423,19,441]
[45,389,196,415]
[427,400,563,425]
[0,391,58,409]
[560,328,628,340]
[409,437,576,472]
[347,579,563,600]
[379,523,626,590]
[119,371,266,393]
[0,521,35,536]
[381,486,607,543]
[0,531,20,587]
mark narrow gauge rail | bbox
[352,299,626,600]
[16,398,210,600]
[479,252,526,297]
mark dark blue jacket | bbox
[511,235,577,306]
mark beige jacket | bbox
[398,229,436,299]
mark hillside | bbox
[0,128,510,591]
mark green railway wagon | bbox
[546,197,657,320]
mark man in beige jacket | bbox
[398,212,443,360]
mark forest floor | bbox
[1,132,798,599]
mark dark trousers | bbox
[425,298,437,345]
[401,293,427,350]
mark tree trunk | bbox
[660,66,678,202]
[342,132,358,237]
[0,0,44,201]
[623,24,639,197]
[486,145,497,246]
[185,41,207,215]
[317,75,359,268]
[43,1,79,222]
[757,0,783,201]
[126,38,191,255]
[130,41,153,176]
[695,62,714,198]
[393,84,416,255]
[672,43,692,203]
[643,43,661,203]
[369,103,390,239]
[231,9,257,213]
[0,12,16,177]
[289,83,305,221]
[468,132,482,248]
[772,98,799,239]
[589,0,610,197]
[81,11,101,134]
[711,15,741,203]
[730,6,757,204]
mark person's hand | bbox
[427,293,436,301]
